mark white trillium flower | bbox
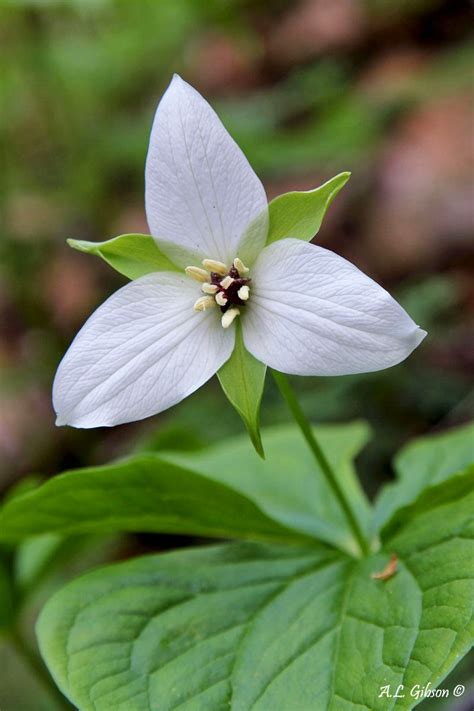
[53,75,426,428]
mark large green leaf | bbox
[266,172,350,245]
[373,420,474,531]
[0,423,371,556]
[217,324,266,458]
[380,464,474,542]
[37,471,474,710]
[166,421,372,555]
[0,456,313,547]
[68,234,179,280]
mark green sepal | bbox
[68,233,179,280]
[266,171,350,244]
[217,323,266,458]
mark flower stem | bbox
[271,370,370,557]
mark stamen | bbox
[237,285,250,301]
[185,266,209,283]
[233,257,249,274]
[221,307,240,329]
[220,275,234,290]
[193,296,216,312]
[190,256,251,324]
[202,259,227,276]
[215,292,228,307]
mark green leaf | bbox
[68,234,179,280]
[166,421,372,556]
[37,474,473,710]
[0,423,371,556]
[0,455,314,548]
[373,420,474,531]
[381,465,474,542]
[13,533,108,595]
[134,423,207,454]
[266,172,351,245]
[217,324,266,458]
[14,534,64,593]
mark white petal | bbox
[145,75,268,268]
[53,274,234,427]
[242,239,426,375]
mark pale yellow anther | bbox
[220,275,234,290]
[215,292,228,307]
[202,259,228,276]
[233,257,249,274]
[185,266,209,283]
[202,283,218,295]
[193,296,216,312]
[221,307,240,329]
[237,285,250,301]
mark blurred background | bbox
[0,0,473,708]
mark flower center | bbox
[185,257,251,328]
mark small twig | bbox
[371,553,398,581]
